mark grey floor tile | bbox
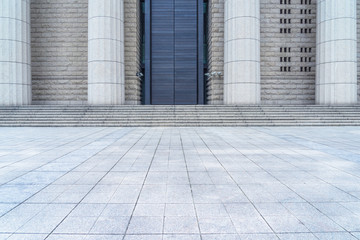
[47,234,86,240]
[163,235,201,240]
[165,204,196,217]
[297,215,344,232]
[25,191,60,203]
[98,172,127,185]
[189,172,213,184]
[224,203,260,218]
[53,216,98,234]
[126,216,163,234]
[340,202,360,216]
[232,217,273,234]
[108,186,142,204]
[195,204,228,218]
[329,215,360,231]
[201,234,240,240]
[69,204,106,217]
[89,216,130,234]
[166,185,193,203]
[198,217,237,234]
[315,232,359,240]
[278,233,318,240]
[263,215,310,233]
[101,204,134,217]
[238,234,279,240]
[124,235,162,240]
[37,204,76,218]
[313,202,355,217]
[167,172,189,185]
[192,185,222,203]
[16,216,64,234]
[0,204,17,216]
[217,185,249,203]
[6,234,48,240]
[164,216,199,234]
[85,235,124,240]
[133,204,165,217]
[54,192,88,204]
[254,203,290,216]
[282,202,323,218]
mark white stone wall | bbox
[31,0,88,104]
[260,0,317,105]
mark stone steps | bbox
[1,105,360,126]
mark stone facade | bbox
[124,0,142,105]
[207,0,225,105]
[31,0,88,104]
[260,0,316,105]
[208,0,318,105]
[0,0,359,105]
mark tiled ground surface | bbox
[0,127,360,240]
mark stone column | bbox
[0,0,31,105]
[88,0,125,105]
[224,0,260,105]
[316,0,357,105]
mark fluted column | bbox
[316,0,357,105]
[0,0,31,105]
[88,0,125,105]
[224,0,260,105]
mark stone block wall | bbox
[124,0,142,105]
[31,0,88,104]
[207,0,224,105]
[260,0,316,105]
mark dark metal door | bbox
[145,0,204,105]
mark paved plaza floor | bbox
[0,127,360,240]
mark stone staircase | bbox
[1,105,360,127]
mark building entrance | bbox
[144,0,205,105]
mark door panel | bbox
[148,0,202,105]
[174,0,198,104]
[151,0,175,105]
